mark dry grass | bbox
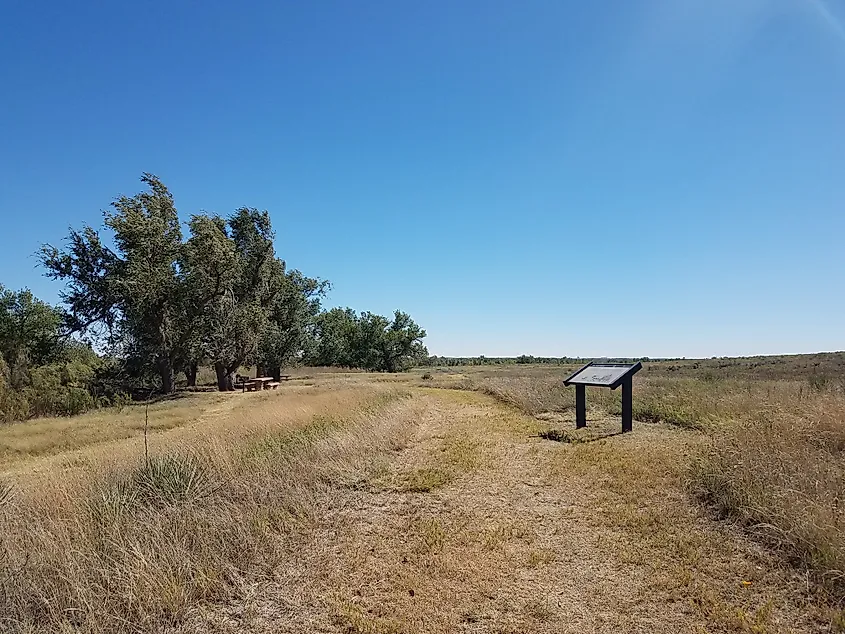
[194,388,827,633]
[2,363,844,632]
[439,365,845,607]
[0,383,414,632]
[692,389,845,598]
[0,392,230,467]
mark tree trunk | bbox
[269,365,281,381]
[186,362,198,387]
[159,360,175,394]
[214,361,233,392]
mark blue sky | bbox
[1,0,844,358]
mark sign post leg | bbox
[575,384,586,429]
[621,377,633,433]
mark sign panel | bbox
[563,362,642,389]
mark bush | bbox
[131,454,217,507]
[110,391,133,412]
[421,372,433,381]
[26,364,96,417]
[0,358,29,423]
[0,354,101,422]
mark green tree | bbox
[258,270,329,380]
[0,286,104,422]
[41,174,190,393]
[195,208,288,391]
[373,310,428,372]
[0,285,64,387]
[306,308,427,372]
[180,214,237,387]
[307,307,359,367]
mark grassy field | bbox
[0,357,844,632]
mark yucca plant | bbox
[132,454,217,506]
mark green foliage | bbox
[425,355,594,367]
[0,286,103,422]
[258,270,329,376]
[307,308,427,372]
[110,391,133,412]
[0,357,30,422]
[40,174,188,392]
[0,285,64,384]
[8,172,424,411]
[39,175,328,394]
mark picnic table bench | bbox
[242,377,274,392]
[238,376,290,392]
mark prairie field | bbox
[1,357,845,633]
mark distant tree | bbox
[306,308,427,372]
[371,310,427,372]
[308,307,359,367]
[0,286,64,387]
[0,285,106,421]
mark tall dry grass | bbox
[692,387,845,598]
[449,366,845,597]
[0,387,414,633]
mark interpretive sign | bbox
[563,362,643,432]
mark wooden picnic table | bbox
[243,376,273,392]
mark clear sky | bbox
[1,0,843,358]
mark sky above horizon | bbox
[1,0,844,358]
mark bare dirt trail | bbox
[188,389,828,634]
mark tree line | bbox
[424,355,653,366]
[0,174,427,420]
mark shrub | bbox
[1,355,101,422]
[421,372,433,381]
[131,454,217,507]
[88,477,138,525]
[808,373,830,392]
[111,391,133,412]
[0,358,29,423]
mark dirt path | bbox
[188,390,828,633]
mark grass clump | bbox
[692,399,845,598]
[0,479,12,508]
[91,452,217,521]
[132,453,217,507]
[399,467,452,492]
[475,376,573,415]
[633,395,706,429]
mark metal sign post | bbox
[563,362,643,433]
